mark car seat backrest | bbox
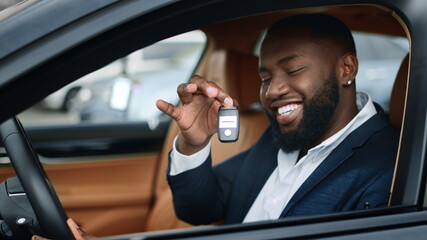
[200,49,269,165]
[389,54,409,131]
[144,49,270,231]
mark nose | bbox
[265,76,290,100]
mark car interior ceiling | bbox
[142,4,410,232]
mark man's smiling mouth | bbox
[278,103,301,115]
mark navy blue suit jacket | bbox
[167,109,399,225]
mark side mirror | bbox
[109,77,132,111]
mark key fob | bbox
[218,106,239,142]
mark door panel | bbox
[0,122,165,237]
[47,154,159,236]
[25,121,168,158]
[1,152,160,237]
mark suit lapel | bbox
[227,127,278,223]
[280,142,354,217]
[280,110,389,217]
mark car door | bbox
[1,1,427,239]
[0,30,206,237]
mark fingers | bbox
[32,235,49,240]
[67,218,94,240]
[177,83,196,104]
[31,218,93,240]
[179,75,234,107]
[67,218,85,240]
[158,75,235,121]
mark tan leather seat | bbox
[144,49,270,231]
[389,54,409,131]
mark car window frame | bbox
[0,0,426,239]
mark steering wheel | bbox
[0,116,74,239]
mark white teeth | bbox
[278,104,300,115]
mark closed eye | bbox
[261,77,272,83]
[288,67,304,75]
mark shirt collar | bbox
[277,92,377,176]
[317,92,376,151]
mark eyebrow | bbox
[277,54,300,65]
[258,54,300,73]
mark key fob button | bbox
[224,129,232,136]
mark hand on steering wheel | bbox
[0,116,74,239]
[32,219,93,240]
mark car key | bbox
[218,106,239,142]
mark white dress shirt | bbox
[169,92,377,223]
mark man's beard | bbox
[266,74,340,153]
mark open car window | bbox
[18,30,206,126]
[19,30,409,127]
[353,31,409,111]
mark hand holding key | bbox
[156,75,235,155]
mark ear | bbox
[338,53,358,87]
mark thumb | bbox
[156,99,182,120]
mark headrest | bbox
[203,49,261,110]
[389,54,409,131]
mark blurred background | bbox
[1,1,409,128]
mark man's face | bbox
[259,28,340,152]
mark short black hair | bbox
[267,14,356,55]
